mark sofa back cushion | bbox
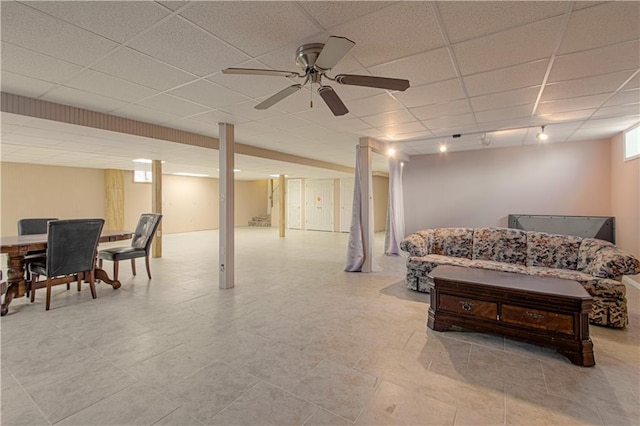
[473,228,527,265]
[577,238,615,271]
[433,228,474,259]
[526,232,582,270]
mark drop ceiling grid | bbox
[0,1,639,178]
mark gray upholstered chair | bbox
[98,213,162,281]
[29,219,104,311]
[18,217,59,295]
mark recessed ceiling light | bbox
[387,147,396,157]
[132,158,152,163]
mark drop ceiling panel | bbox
[91,47,197,91]
[25,1,170,44]
[453,17,561,75]
[593,104,640,119]
[109,104,181,124]
[470,86,541,112]
[558,2,640,54]
[360,110,416,128]
[438,1,567,43]
[379,122,426,136]
[548,42,640,82]
[1,72,56,98]
[533,109,596,123]
[221,100,285,121]
[298,2,394,29]
[602,89,640,107]
[1,42,83,84]
[135,93,209,117]
[536,94,610,115]
[168,80,249,109]
[410,99,472,121]
[65,69,158,103]
[395,79,465,109]
[346,93,406,117]
[328,2,445,67]
[476,105,534,123]
[189,110,250,126]
[422,114,477,131]
[0,2,118,66]
[127,17,249,76]
[180,2,321,57]
[42,86,128,113]
[541,71,635,102]
[464,60,548,97]
[368,47,457,88]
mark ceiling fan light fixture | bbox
[536,125,549,142]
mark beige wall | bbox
[1,162,104,236]
[403,139,612,235]
[1,163,268,236]
[611,133,640,258]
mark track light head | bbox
[480,133,491,147]
[536,125,549,142]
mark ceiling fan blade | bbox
[222,68,300,78]
[255,84,302,110]
[315,36,355,71]
[335,74,410,91]
[318,86,348,116]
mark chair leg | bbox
[45,278,52,311]
[113,261,119,281]
[131,259,136,276]
[88,270,97,299]
[99,259,103,269]
[77,275,82,292]
[67,283,70,290]
[145,255,152,279]
[30,275,38,303]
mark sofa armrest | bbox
[587,248,640,280]
[400,233,428,257]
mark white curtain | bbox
[345,148,379,272]
[385,157,405,255]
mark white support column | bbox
[219,123,235,289]
[279,174,286,237]
[152,160,163,258]
[358,137,374,272]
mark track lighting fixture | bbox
[536,125,549,142]
[480,133,491,147]
[439,143,447,153]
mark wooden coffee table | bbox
[427,265,594,367]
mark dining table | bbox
[1,229,133,316]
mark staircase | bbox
[248,215,271,227]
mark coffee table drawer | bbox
[502,305,574,334]
[439,294,497,320]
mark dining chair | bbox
[29,219,104,311]
[98,213,162,281]
[18,217,59,296]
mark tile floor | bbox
[1,228,639,425]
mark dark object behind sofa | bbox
[508,214,615,243]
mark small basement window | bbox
[624,123,640,161]
[133,170,152,183]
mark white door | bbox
[340,178,354,232]
[288,179,302,229]
[305,179,334,231]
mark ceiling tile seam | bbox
[530,2,574,119]
[546,68,639,87]
[554,37,640,59]
[430,2,478,131]
[25,1,198,102]
[566,69,640,140]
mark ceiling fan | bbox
[222,36,410,117]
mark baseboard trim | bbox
[622,276,640,290]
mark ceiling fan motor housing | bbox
[295,43,326,74]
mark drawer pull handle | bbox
[461,302,472,311]
[525,312,545,320]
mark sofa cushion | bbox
[472,227,527,265]
[577,238,615,271]
[526,232,582,270]
[433,228,474,259]
[468,259,528,275]
[408,254,476,272]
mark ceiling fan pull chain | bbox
[310,87,313,108]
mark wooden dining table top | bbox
[1,230,133,252]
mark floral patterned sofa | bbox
[400,227,640,328]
